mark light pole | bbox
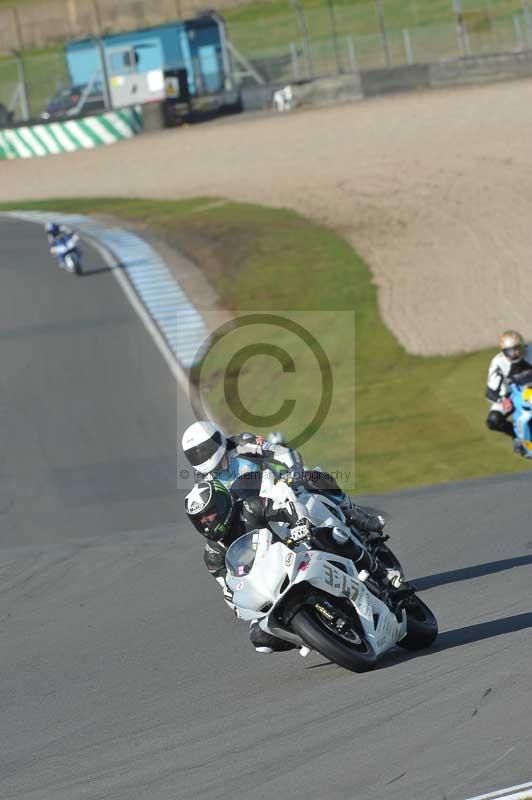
[374,0,391,68]
[10,49,30,121]
[453,0,470,57]
[94,38,112,110]
[289,0,313,78]
[523,0,532,39]
[326,0,341,74]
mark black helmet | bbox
[184,480,237,541]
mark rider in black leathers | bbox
[184,479,394,653]
[181,422,386,534]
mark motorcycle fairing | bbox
[226,529,407,654]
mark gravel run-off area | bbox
[3,78,532,355]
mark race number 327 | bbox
[323,564,359,602]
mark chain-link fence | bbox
[227,0,532,84]
[0,50,71,125]
[2,1,532,124]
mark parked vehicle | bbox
[40,84,105,121]
[0,103,13,127]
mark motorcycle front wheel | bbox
[64,254,82,275]
[356,531,404,576]
[372,542,403,575]
[291,598,377,673]
[397,595,438,650]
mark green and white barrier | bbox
[0,107,142,160]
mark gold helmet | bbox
[499,330,525,363]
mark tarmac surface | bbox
[1,220,531,800]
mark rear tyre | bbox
[397,595,438,650]
[291,601,377,673]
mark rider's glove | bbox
[289,517,313,542]
[502,397,513,414]
[377,514,386,529]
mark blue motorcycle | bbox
[52,233,82,275]
[509,368,532,458]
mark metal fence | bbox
[228,1,532,85]
[0,0,200,52]
[0,51,71,125]
[2,1,532,124]
[1,0,532,54]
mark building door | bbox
[106,41,164,108]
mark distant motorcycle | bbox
[509,368,532,457]
[51,233,82,275]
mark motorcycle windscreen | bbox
[226,531,260,578]
[226,530,289,616]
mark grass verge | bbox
[1,196,529,494]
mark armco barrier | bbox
[241,74,363,112]
[361,64,430,96]
[430,50,532,87]
[247,49,532,113]
[0,107,142,159]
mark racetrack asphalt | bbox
[1,220,531,800]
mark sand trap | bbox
[3,78,532,355]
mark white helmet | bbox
[181,421,227,475]
[499,330,525,363]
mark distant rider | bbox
[184,479,402,654]
[45,221,73,249]
[181,420,385,534]
[486,331,532,448]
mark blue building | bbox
[66,15,230,108]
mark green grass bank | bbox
[2,196,529,494]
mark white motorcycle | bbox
[226,527,438,673]
[52,233,82,275]
[244,467,405,580]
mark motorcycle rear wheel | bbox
[291,600,377,673]
[397,595,438,650]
